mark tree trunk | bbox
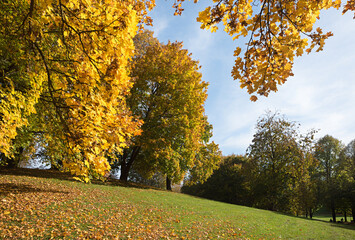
[352,207,355,222]
[309,208,313,219]
[331,199,336,222]
[120,163,129,182]
[166,176,172,191]
[344,211,347,222]
[119,146,141,182]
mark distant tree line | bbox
[182,112,355,222]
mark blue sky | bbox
[148,1,355,155]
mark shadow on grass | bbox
[0,183,70,197]
[271,210,355,231]
[0,167,160,190]
[182,190,355,232]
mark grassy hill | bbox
[1,168,354,239]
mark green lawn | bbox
[1,168,354,239]
[312,215,353,223]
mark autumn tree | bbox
[0,1,44,161]
[0,0,161,181]
[314,135,344,222]
[246,111,317,212]
[173,0,355,100]
[115,31,221,188]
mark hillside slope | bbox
[1,169,354,239]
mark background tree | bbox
[182,155,249,206]
[245,111,317,212]
[314,135,344,222]
[340,139,355,221]
[288,131,318,218]
[115,31,221,188]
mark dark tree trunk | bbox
[305,209,308,218]
[120,163,129,182]
[119,146,141,182]
[352,207,355,222]
[166,176,172,191]
[331,199,336,222]
[309,208,313,219]
[344,211,347,222]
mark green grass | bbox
[1,168,355,239]
[312,215,353,223]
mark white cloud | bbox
[150,17,169,38]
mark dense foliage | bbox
[182,155,249,205]
[0,0,156,181]
[183,112,355,221]
[113,31,221,188]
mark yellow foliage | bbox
[176,0,347,99]
[0,0,154,180]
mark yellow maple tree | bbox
[0,0,155,180]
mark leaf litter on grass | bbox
[1,175,244,239]
[3,172,353,239]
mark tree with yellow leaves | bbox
[0,0,154,181]
[115,31,221,189]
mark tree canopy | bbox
[0,0,153,180]
[116,31,221,187]
[246,111,317,212]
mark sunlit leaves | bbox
[177,0,348,100]
[0,1,45,157]
[39,0,145,180]
[0,0,151,179]
[124,31,221,184]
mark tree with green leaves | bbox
[314,135,344,222]
[288,129,319,218]
[246,111,317,213]
[182,154,249,205]
[339,139,355,221]
[115,31,221,189]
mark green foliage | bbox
[341,139,355,181]
[182,155,249,205]
[245,111,318,213]
[341,139,355,218]
[314,135,346,221]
